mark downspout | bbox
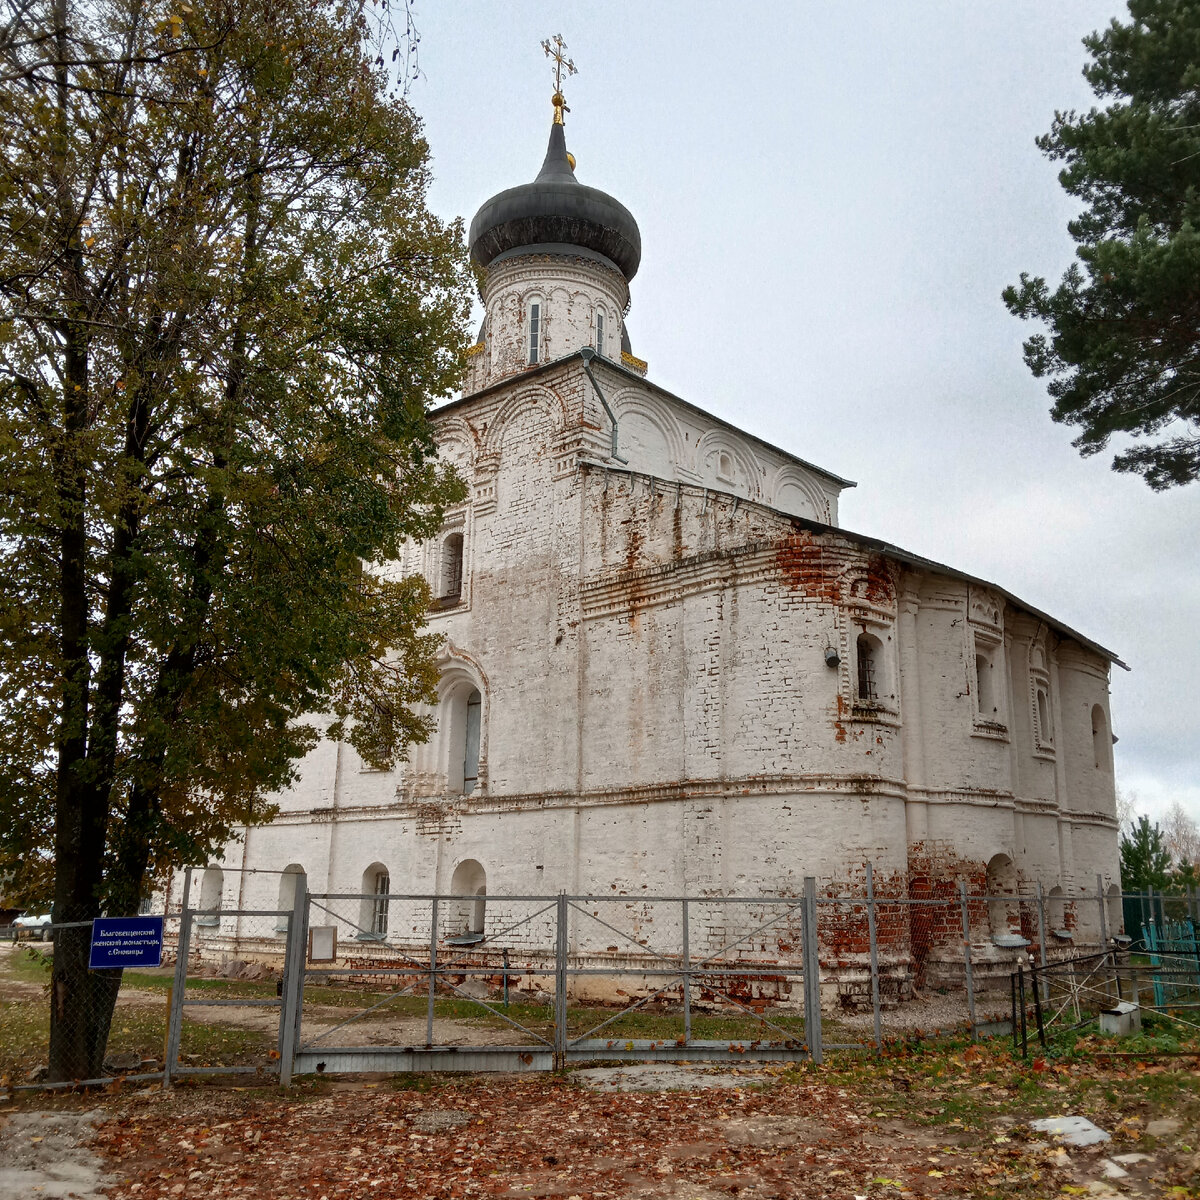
[580,347,628,464]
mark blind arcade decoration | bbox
[88,916,164,969]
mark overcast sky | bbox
[409,1,1199,828]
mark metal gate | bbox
[279,880,824,1081]
[164,868,291,1083]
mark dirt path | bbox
[187,997,537,1047]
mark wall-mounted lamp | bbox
[824,645,840,669]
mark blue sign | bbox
[89,916,164,969]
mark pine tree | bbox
[1119,816,1174,890]
[1003,0,1200,489]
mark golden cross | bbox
[541,33,577,124]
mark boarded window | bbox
[441,533,464,600]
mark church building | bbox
[197,80,1123,985]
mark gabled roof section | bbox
[432,350,856,493]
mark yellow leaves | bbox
[927,1168,945,1177]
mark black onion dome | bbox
[468,122,641,282]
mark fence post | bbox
[802,877,823,1065]
[426,896,439,1047]
[958,880,977,1040]
[555,892,569,1069]
[1190,886,1200,991]
[164,868,194,1088]
[277,875,308,1086]
[1035,882,1049,1004]
[1018,965,1028,1058]
[1096,873,1110,1003]
[865,862,882,1052]
[681,897,691,1045]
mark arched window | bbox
[985,853,1018,938]
[856,633,881,703]
[434,676,484,796]
[197,866,223,927]
[450,859,486,937]
[464,689,481,794]
[440,533,464,602]
[276,864,305,932]
[527,299,541,364]
[358,863,390,940]
[716,451,734,482]
[1091,704,1111,771]
[596,310,606,357]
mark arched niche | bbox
[770,467,828,522]
[449,859,487,937]
[985,854,1018,938]
[276,864,305,932]
[609,391,687,473]
[197,865,223,928]
[695,431,761,500]
[482,385,566,460]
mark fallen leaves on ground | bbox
[87,1073,1065,1199]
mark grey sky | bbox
[410,1,1199,826]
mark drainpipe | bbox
[579,347,628,464]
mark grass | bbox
[0,947,274,1082]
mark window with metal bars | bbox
[856,633,878,702]
[369,869,389,937]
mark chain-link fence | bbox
[3,871,1196,1089]
[1,917,179,1091]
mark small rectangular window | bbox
[596,312,605,357]
[528,302,540,364]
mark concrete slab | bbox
[573,1064,771,1092]
[0,1109,111,1199]
[1029,1115,1110,1147]
[1146,1117,1181,1138]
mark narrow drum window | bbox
[596,311,605,357]
[528,301,540,364]
[463,689,482,795]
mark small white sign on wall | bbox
[308,925,338,963]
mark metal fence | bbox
[3,872,1197,1090]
